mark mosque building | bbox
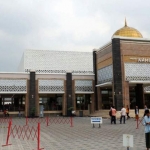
[0,19,150,116]
[95,19,150,111]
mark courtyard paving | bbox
[0,117,146,150]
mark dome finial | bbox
[125,18,127,27]
[112,18,143,38]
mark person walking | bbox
[111,106,117,124]
[143,109,150,150]
[126,105,130,119]
[120,106,126,124]
[135,106,139,121]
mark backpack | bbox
[109,110,112,116]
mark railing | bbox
[25,117,73,127]
[2,121,44,150]
[136,117,144,129]
[0,118,12,128]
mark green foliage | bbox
[30,107,36,116]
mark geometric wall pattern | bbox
[144,86,150,92]
[125,63,150,81]
[0,79,27,93]
[75,80,93,92]
[97,65,113,84]
[18,50,93,75]
[38,80,64,93]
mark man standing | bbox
[135,106,139,121]
[120,106,126,124]
[111,106,117,124]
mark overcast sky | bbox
[0,0,150,72]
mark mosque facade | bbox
[94,20,150,110]
[0,20,150,116]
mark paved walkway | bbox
[0,117,146,150]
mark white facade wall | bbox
[18,50,93,74]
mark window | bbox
[0,95,25,112]
[39,94,62,111]
[76,94,90,110]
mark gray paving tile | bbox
[0,117,146,150]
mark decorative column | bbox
[66,72,72,115]
[72,80,76,110]
[29,70,36,116]
[35,80,39,116]
[123,81,130,107]
[97,87,102,109]
[112,38,123,110]
[63,80,67,116]
[25,80,29,117]
[93,50,98,110]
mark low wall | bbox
[0,111,62,117]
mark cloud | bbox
[0,0,150,71]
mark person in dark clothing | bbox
[126,105,130,119]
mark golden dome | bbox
[112,19,143,38]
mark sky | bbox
[0,0,150,72]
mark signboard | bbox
[91,117,102,124]
[130,57,150,63]
[123,134,133,148]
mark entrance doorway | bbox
[76,94,91,110]
[101,89,113,109]
[144,94,150,108]
[39,94,63,111]
[129,87,136,109]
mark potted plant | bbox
[30,107,36,118]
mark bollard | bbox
[70,117,73,127]
[136,118,139,129]
[26,117,28,126]
[37,123,44,150]
[127,146,129,150]
[2,121,12,146]
[46,117,49,126]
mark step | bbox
[90,109,145,119]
